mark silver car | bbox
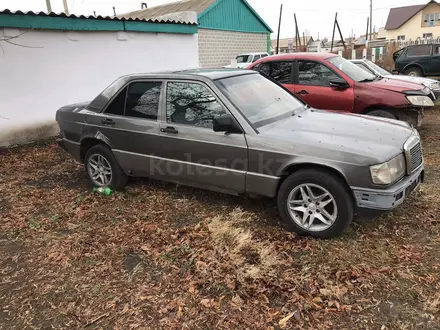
[56,69,424,238]
[351,59,440,100]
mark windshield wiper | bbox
[358,78,375,83]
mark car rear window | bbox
[407,45,432,57]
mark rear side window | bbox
[259,63,271,76]
[104,81,162,120]
[407,45,432,57]
[126,82,162,120]
[269,62,293,84]
[105,87,127,116]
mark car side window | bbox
[258,63,271,76]
[105,87,127,116]
[125,82,162,120]
[269,61,293,84]
[407,45,432,57]
[297,61,340,86]
[166,82,228,129]
[253,55,261,62]
[434,45,440,55]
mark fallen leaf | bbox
[279,312,295,328]
[231,295,244,307]
[200,299,212,308]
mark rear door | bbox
[84,80,163,176]
[293,60,354,111]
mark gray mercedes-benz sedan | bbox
[56,69,424,238]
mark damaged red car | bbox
[248,53,434,127]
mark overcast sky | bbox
[0,0,427,39]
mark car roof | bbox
[261,52,338,61]
[117,68,257,82]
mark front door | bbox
[84,80,164,176]
[155,80,248,194]
[293,60,354,111]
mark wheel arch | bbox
[80,137,111,162]
[403,63,425,76]
[361,104,395,115]
[276,162,356,207]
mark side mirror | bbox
[213,115,243,134]
[329,77,349,89]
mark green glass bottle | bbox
[93,187,113,196]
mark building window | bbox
[423,33,433,39]
[397,35,406,41]
[437,12,440,21]
[424,14,429,22]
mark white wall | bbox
[0,28,199,146]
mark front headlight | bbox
[429,82,440,90]
[406,95,434,106]
[370,154,406,185]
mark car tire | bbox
[277,168,354,238]
[84,144,128,190]
[366,109,396,120]
[404,67,422,77]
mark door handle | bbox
[160,126,179,134]
[101,119,115,126]
[296,90,309,95]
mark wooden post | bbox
[276,4,283,55]
[331,13,337,52]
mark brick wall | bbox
[198,28,268,67]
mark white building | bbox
[0,10,199,147]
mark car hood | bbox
[365,77,426,93]
[258,109,414,164]
[384,74,440,89]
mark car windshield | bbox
[327,56,377,82]
[365,60,391,76]
[216,73,305,128]
[236,55,252,63]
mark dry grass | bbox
[208,208,281,282]
[2,110,440,329]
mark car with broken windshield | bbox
[56,69,424,238]
[248,53,434,127]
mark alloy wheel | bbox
[87,153,112,186]
[287,183,337,232]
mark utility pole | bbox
[331,12,337,52]
[276,4,283,55]
[45,0,52,13]
[366,16,369,41]
[62,0,69,15]
[370,0,372,41]
[294,13,298,51]
[336,17,346,50]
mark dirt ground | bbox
[1,111,440,330]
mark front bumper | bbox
[352,166,424,211]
